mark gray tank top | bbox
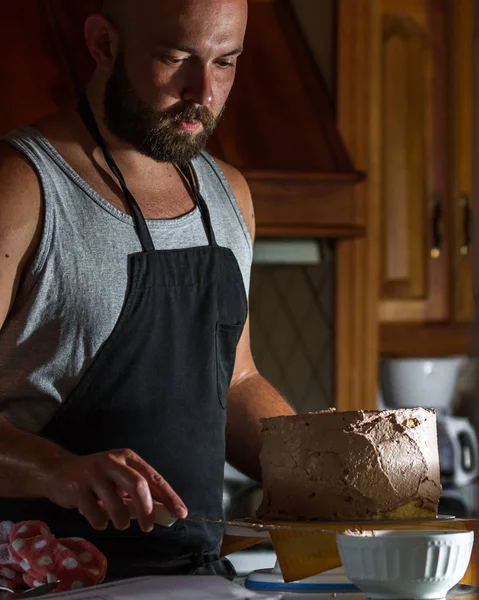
[0,127,252,434]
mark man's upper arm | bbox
[0,144,42,330]
[213,158,255,244]
[213,158,257,385]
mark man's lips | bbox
[176,120,202,132]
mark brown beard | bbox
[104,50,223,164]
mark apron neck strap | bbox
[78,95,155,252]
[78,95,218,250]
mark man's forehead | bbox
[104,0,247,54]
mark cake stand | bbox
[245,563,359,593]
[222,521,359,593]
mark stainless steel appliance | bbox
[437,416,479,488]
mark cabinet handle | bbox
[430,193,442,259]
[460,195,472,256]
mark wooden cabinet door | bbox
[451,0,474,323]
[378,0,450,322]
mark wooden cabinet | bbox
[335,0,475,408]
[337,0,476,405]
[451,0,475,323]
[378,0,450,323]
[377,0,475,355]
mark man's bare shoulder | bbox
[0,105,79,208]
[0,142,42,210]
[0,141,43,249]
[0,143,43,327]
[211,157,255,242]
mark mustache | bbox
[160,105,216,127]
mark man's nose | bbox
[182,64,213,107]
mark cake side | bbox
[257,408,442,521]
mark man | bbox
[0,0,293,579]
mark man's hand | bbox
[41,449,188,533]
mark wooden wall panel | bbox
[336,0,381,411]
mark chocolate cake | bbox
[257,408,442,521]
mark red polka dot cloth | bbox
[0,521,107,593]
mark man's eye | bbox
[216,60,235,69]
[164,57,186,65]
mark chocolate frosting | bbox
[257,408,442,521]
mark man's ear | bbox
[84,14,120,72]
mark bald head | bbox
[101,0,247,36]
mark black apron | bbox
[0,97,248,580]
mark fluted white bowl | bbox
[379,357,463,413]
[337,530,474,600]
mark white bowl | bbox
[379,358,463,413]
[336,530,474,600]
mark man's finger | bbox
[109,464,155,533]
[127,455,188,518]
[93,481,131,531]
[78,491,109,531]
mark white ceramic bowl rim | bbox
[337,530,473,539]
[380,357,464,363]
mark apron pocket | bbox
[215,323,243,409]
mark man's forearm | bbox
[0,415,71,498]
[226,373,295,481]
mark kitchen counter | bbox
[236,580,479,600]
[251,592,479,600]
[3,578,475,600]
